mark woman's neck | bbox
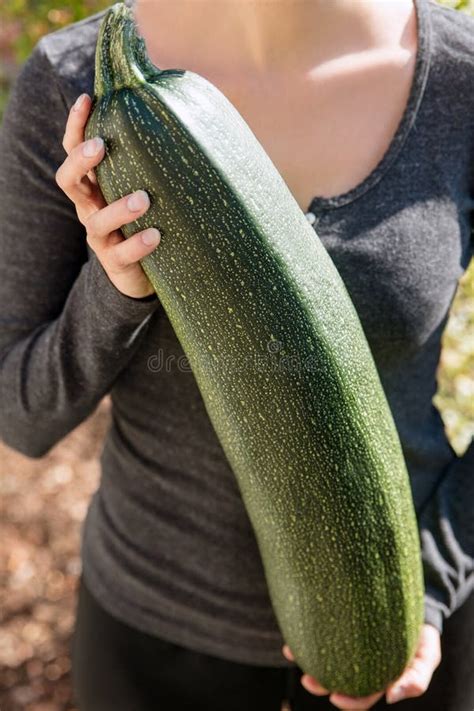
[134,0,415,78]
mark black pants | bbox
[71,576,474,711]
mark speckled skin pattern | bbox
[84,3,424,696]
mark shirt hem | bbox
[80,560,294,669]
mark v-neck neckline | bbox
[306,0,432,215]
[126,0,433,216]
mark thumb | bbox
[386,625,441,704]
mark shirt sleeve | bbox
[419,436,474,634]
[0,39,160,459]
[418,186,474,634]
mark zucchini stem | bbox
[94,1,162,97]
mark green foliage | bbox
[437,0,474,11]
[2,0,111,63]
[435,264,474,453]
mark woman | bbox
[0,0,473,708]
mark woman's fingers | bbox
[385,625,441,704]
[62,93,99,186]
[85,187,160,280]
[85,189,151,252]
[55,94,161,299]
[300,674,330,696]
[282,643,381,708]
[105,227,161,274]
[328,690,384,710]
[55,135,106,212]
[63,93,92,154]
[282,645,329,696]
[283,626,441,709]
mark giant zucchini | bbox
[85,2,424,697]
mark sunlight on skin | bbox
[282,624,442,710]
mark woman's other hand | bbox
[282,623,441,709]
[55,93,161,299]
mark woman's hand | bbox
[55,93,161,299]
[282,624,441,709]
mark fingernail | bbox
[142,228,160,246]
[73,93,87,111]
[127,190,150,212]
[387,685,406,704]
[83,136,104,157]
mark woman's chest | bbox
[146,38,418,213]
[212,52,417,214]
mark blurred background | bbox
[0,1,473,709]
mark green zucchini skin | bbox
[85,3,424,696]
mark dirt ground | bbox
[0,395,291,710]
[0,397,110,711]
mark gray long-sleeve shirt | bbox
[0,0,473,666]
